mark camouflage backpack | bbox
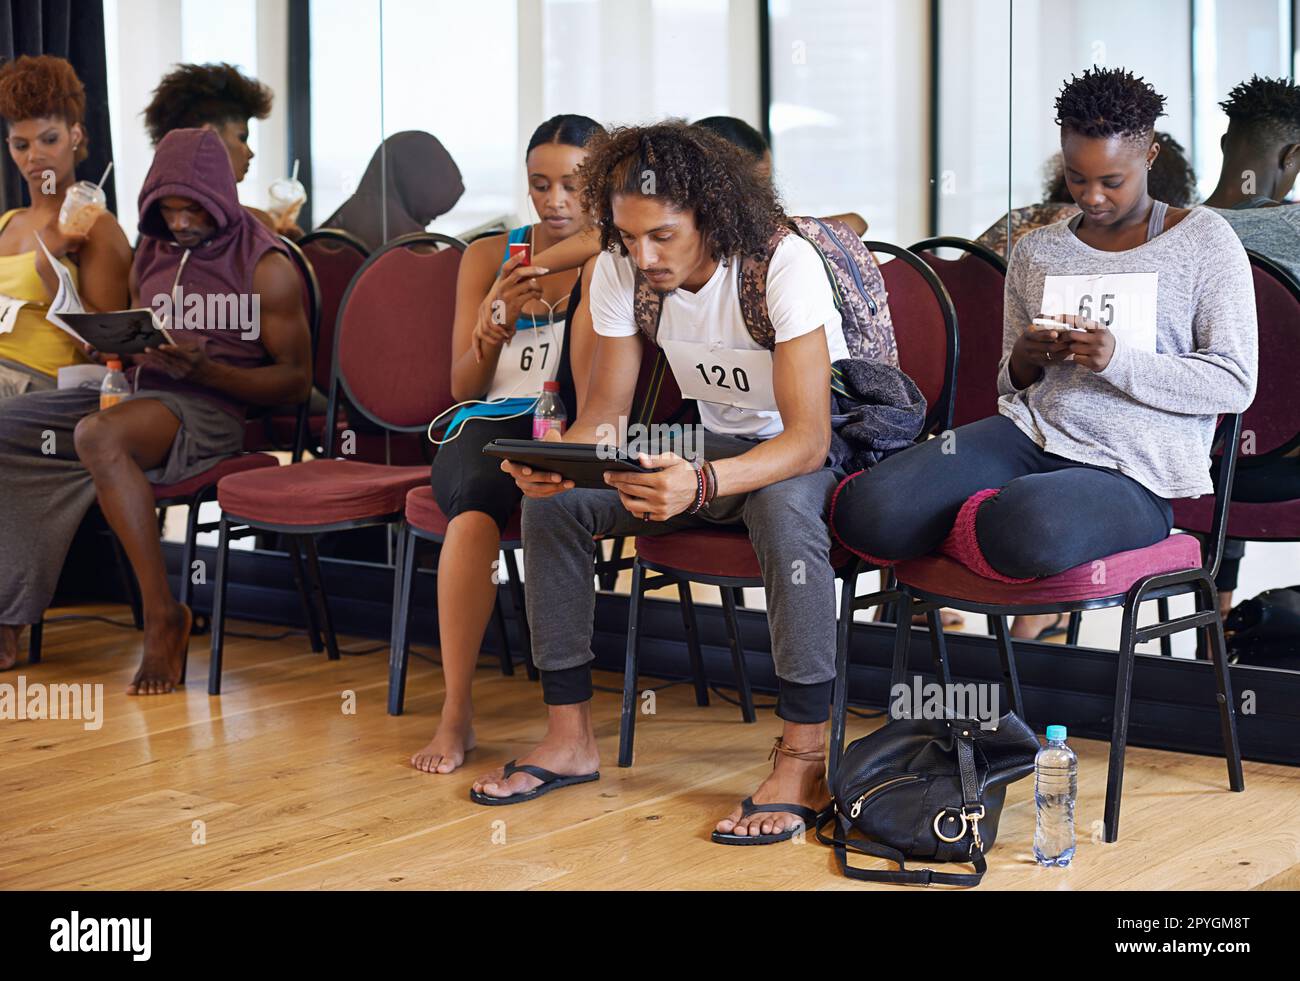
[631,216,898,373]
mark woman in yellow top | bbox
[0,55,131,397]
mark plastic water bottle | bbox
[99,358,128,410]
[1033,724,1077,867]
[533,380,566,439]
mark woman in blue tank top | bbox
[413,115,605,775]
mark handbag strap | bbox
[815,812,987,887]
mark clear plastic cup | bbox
[267,177,307,226]
[59,180,107,237]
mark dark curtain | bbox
[0,0,115,215]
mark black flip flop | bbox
[1035,613,1068,641]
[711,797,831,845]
[468,759,600,806]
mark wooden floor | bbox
[2,602,1298,891]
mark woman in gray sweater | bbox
[832,67,1257,598]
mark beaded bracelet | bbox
[686,459,706,515]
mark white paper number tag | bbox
[1040,272,1159,353]
[660,338,777,411]
[0,294,28,335]
[486,322,566,401]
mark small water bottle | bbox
[99,358,128,411]
[533,380,566,439]
[1033,724,1077,867]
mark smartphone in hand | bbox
[507,242,532,267]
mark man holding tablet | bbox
[470,122,851,845]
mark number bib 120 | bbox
[1040,272,1159,353]
[486,322,566,401]
[659,338,777,411]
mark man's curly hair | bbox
[578,121,786,262]
[1055,66,1166,146]
[1220,74,1300,146]
[143,62,272,145]
[0,55,88,162]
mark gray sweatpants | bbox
[0,387,245,625]
[521,431,843,723]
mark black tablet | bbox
[482,438,659,490]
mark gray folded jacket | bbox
[828,358,927,473]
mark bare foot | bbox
[912,609,965,628]
[1010,613,1066,640]
[470,733,599,801]
[0,624,21,671]
[411,715,477,774]
[127,603,191,696]
[715,742,832,839]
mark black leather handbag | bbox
[816,713,1039,886]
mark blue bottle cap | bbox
[1046,725,1067,742]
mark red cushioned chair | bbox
[910,235,1083,644]
[1158,251,1300,654]
[297,229,369,459]
[858,415,1247,843]
[618,242,959,773]
[909,237,1006,430]
[207,232,465,694]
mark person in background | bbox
[0,54,131,398]
[833,69,1256,641]
[976,131,1198,258]
[409,115,603,775]
[142,62,293,236]
[1200,75,1300,619]
[318,131,464,252]
[693,115,869,235]
[0,129,312,680]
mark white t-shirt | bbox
[589,235,846,438]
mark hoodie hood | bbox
[130,127,285,420]
[321,130,464,250]
[137,128,247,242]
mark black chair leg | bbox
[1103,602,1141,843]
[503,550,536,681]
[598,536,624,591]
[110,533,143,630]
[302,535,340,660]
[388,529,417,715]
[889,589,913,692]
[28,620,42,664]
[990,614,1024,718]
[207,518,232,695]
[830,571,856,785]
[618,561,646,767]
[677,581,709,707]
[730,587,746,609]
[720,584,756,723]
[1201,578,1245,793]
[287,536,323,653]
[926,608,954,688]
[1065,611,1082,646]
[491,594,514,676]
[177,494,204,610]
[1157,597,1172,656]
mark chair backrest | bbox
[909,236,1007,429]
[325,232,465,449]
[1238,250,1300,458]
[279,235,323,361]
[863,240,958,436]
[299,229,370,394]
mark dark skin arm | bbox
[132,250,313,406]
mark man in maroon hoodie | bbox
[0,128,312,689]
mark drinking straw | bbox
[96,161,114,189]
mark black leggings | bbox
[832,415,1174,580]
[430,413,534,532]
[1212,452,1300,592]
